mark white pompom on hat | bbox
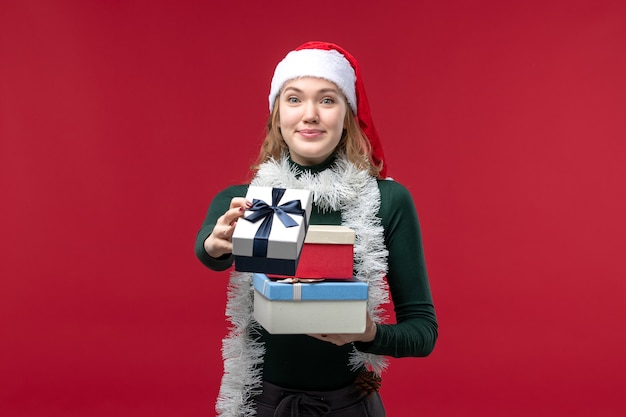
[268,41,388,178]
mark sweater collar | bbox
[288,153,337,176]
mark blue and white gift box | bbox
[232,186,313,276]
[252,273,368,334]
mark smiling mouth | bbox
[298,129,324,138]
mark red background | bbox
[1,1,625,416]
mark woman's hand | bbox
[308,313,377,346]
[203,197,251,258]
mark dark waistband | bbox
[255,380,365,410]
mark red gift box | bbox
[294,225,355,279]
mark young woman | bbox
[195,41,438,417]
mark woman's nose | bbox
[302,103,319,123]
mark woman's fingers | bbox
[229,197,249,210]
[222,198,252,226]
[222,206,245,228]
[204,198,250,258]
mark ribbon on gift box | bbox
[276,278,323,301]
[243,188,307,258]
[261,277,323,300]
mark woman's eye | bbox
[287,97,299,103]
[321,98,334,104]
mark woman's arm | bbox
[194,184,249,271]
[354,180,438,357]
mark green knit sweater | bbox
[195,158,437,390]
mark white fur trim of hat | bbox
[269,48,357,113]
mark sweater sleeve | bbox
[354,180,438,357]
[194,184,249,271]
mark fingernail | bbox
[239,207,245,212]
[246,200,253,207]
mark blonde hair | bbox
[252,97,383,179]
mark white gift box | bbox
[232,186,313,276]
[252,273,368,334]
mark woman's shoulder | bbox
[208,184,250,207]
[216,184,249,197]
[377,177,414,202]
[376,177,420,219]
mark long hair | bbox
[251,97,384,179]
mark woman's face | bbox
[278,77,347,166]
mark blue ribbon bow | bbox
[244,188,306,257]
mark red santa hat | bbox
[269,41,388,178]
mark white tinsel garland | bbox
[216,154,389,417]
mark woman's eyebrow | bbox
[283,86,339,94]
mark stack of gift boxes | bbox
[232,186,368,334]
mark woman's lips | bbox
[297,129,324,139]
